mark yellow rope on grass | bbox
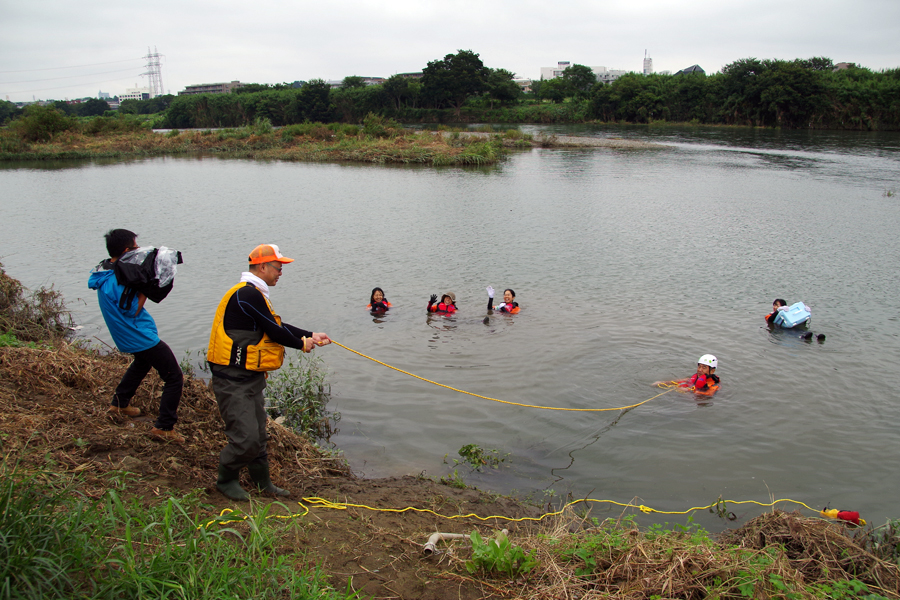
[199,496,823,529]
[331,340,675,411]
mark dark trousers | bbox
[112,340,183,430]
[212,372,269,471]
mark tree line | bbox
[3,52,899,131]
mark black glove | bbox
[429,294,437,305]
[371,301,386,311]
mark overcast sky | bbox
[2,0,899,102]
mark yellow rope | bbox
[331,341,675,411]
[199,496,823,529]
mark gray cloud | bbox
[2,0,898,102]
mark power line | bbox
[2,68,142,85]
[0,76,147,95]
[0,58,145,74]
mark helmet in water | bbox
[698,354,718,369]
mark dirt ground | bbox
[0,344,543,599]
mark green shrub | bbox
[264,351,338,442]
[9,105,77,142]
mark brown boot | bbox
[108,405,141,417]
[150,427,185,443]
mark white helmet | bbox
[698,354,718,368]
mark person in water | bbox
[427,292,457,313]
[486,286,520,314]
[367,287,391,312]
[656,354,720,396]
[765,298,825,340]
[765,298,788,326]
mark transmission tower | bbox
[142,47,165,98]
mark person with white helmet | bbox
[655,354,720,396]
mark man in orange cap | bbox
[207,244,331,501]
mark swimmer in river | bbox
[655,354,720,396]
[427,292,457,314]
[367,287,391,312]
[486,286,520,314]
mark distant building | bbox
[98,91,111,99]
[540,61,571,80]
[833,62,854,71]
[396,72,423,79]
[178,81,244,96]
[120,86,151,101]
[674,65,705,76]
[593,67,628,84]
[540,61,627,84]
[514,78,532,93]
[643,51,653,75]
[328,77,387,89]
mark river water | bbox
[2,124,899,531]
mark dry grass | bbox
[0,262,73,342]
[0,342,349,497]
[490,507,900,600]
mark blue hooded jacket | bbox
[88,262,159,353]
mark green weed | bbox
[450,443,509,472]
[264,350,338,442]
[466,529,538,579]
[439,468,467,489]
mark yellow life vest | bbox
[207,282,285,372]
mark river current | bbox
[2,124,898,531]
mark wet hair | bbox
[104,228,137,258]
[773,298,787,308]
[370,287,386,304]
[504,289,516,299]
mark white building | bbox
[539,61,571,80]
[540,62,628,85]
[643,51,654,76]
[120,85,150,102]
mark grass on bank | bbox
[0,464,354,600]
[0,112,513,166]
[6,461,900,600]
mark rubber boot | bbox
[247,462,290,497]
[216,464,250,501]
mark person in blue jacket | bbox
[88,228,184,443]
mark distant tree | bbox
[234,83,272,94]
[0,100,22,123]
[530,77,544,100]
[421,49,488,117]
[52,101,78,116]
[797,57,834,71]
[118,94,174,115]
[233,83,293,95]
[11,104,77,142]
[341,76,366,89]
[78,98,110,117]
[562,64,597,100]
[485,68,521,109]
[295,78,332,122]
[383,74,409,111]
[540,77,568,103]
